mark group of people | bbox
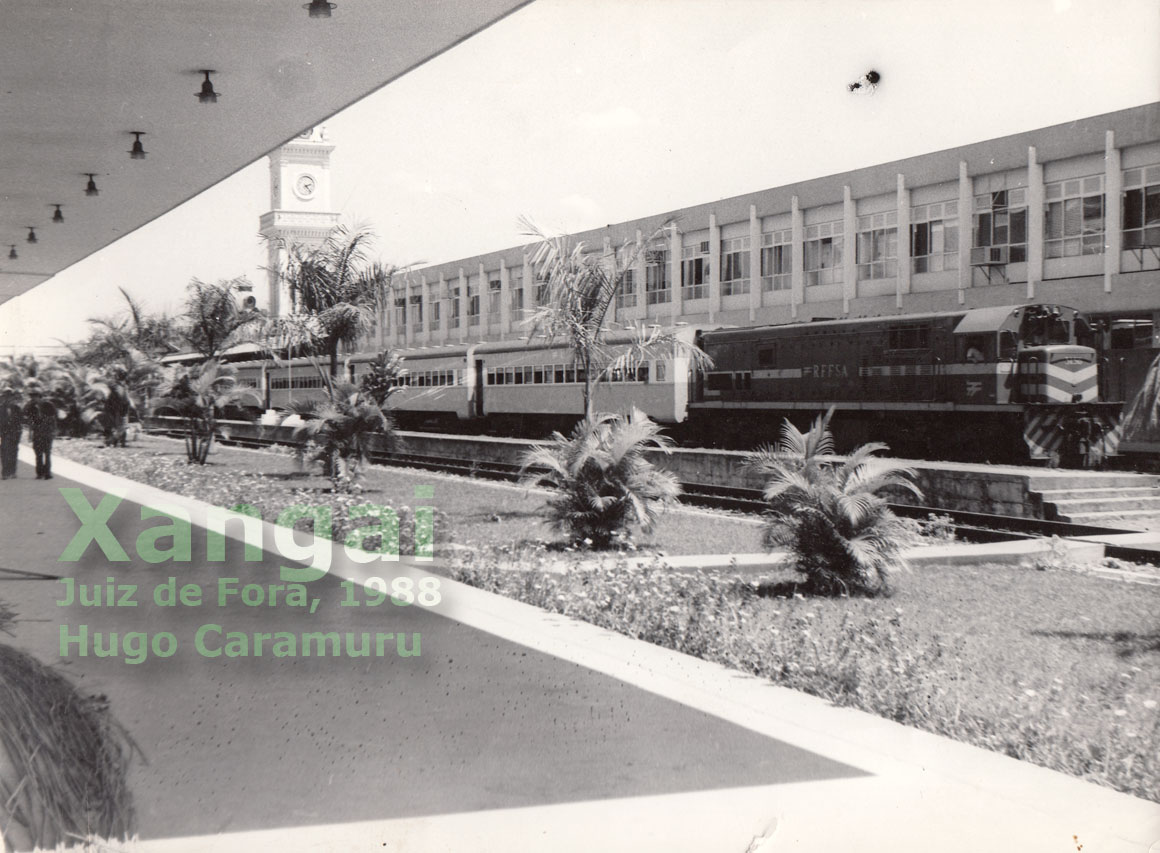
[0,380,58,480]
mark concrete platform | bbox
[2,447,1157,852]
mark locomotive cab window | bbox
[757,347,776,367]
[707,372,733,392]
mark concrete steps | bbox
[1034,475,1160,525]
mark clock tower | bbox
[259,126,341,317]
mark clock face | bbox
[294,173,317,200]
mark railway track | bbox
[142,419,1155,562]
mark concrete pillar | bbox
[437,275,447,342]
[420,276,431,344]
[457,269,468,344]
[708,212,720,321]
[791,195,803,319]
[897,173,911,309]
[1027,145,1044,300]
[842,185,856,314]
[748,204,761,322]
[1104,130,1122,294]
[958,161,972,304]
[500,259,511,338]
[669,223,682,324]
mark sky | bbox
[1,0,1158,352]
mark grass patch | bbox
[453,545,1160,802]
[52,435,766,556]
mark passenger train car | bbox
[223,304,1118,464]
[232,326,701,435]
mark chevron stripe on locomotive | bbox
[690,304,1120,465]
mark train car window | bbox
[999,330,1018,360]
[707,372,733,391]
[888,326,930,350]
[565,367,576,383]
[576,368,587,384]
[655,361,666,382]
[757,347,775,367]
[637,365,649,383]
[736,372,752,390]
[554,365,565,383]
[534,367,544,384]
[524,366,534,384]
[513,368,523,385]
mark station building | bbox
[367,101,1160,386]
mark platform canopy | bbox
[0,0,530,307]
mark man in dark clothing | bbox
[22,386,57,480]
[0,387,21,479]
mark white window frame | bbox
[1123,165,1160,250]
[760,229,792,291]
[1045,176,1105,258]
[803,221,844,286]
[972,189,1027,263]
[910,201,959,273]
[645,246,671,305]
[856,212,898,281]
[719,236,750,296]
[681,243,710,301]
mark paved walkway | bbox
[1,449,1157,852]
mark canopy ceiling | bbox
[0,0,531,306]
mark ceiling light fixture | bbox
[84,173,100,196]
[51,204,64,223]
[7,246,16,261]
[25,227,37,244]
[196,70,219,104]
[305,0,336,18]
[128,131,147,160]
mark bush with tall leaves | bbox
[281,364,395,492]
[154,361,259,464]
[519,408,681,549]
[746,409,921,596]
[357,350,407,408]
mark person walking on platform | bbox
[0,384,22,479]
[22,381,57,480]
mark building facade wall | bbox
[370,103,1160,351]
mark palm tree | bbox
[267,224,399,377]
[182,277,263,359]
[520,217,712,421]
[1121,351,1160,443]
[280,363,395,492]
[357,350,408,408]
[77,287,179,366]
[519,407,681,549]
[154,361,259,464]
[745,409,922,596]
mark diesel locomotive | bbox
[690,303,1118,463]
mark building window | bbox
[856,212,898,280]
[1045,176,1104,258]
[509,271,524,318]
[972,189,1027,264]
[911,201,959,273]
[393,297,406,330]
[803,221,844,286]
[409,294,423,333]
[535,274,550,307]
[428,301,440,332]
[1123,165,1160,249]
[449,286,460,330]
[467,286,480,327]
[681,242,710,301]
[720,236,750,296]
[488,277,502,318]
[645,247,670,304]
[760,229,792,291]
[616,268,638,309]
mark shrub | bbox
[745,409,921,596]
[519,408,680,549]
